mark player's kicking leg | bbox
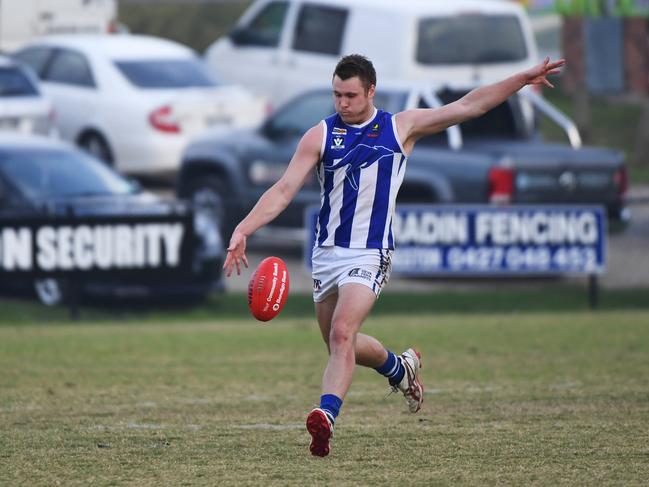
[308,283,378,456]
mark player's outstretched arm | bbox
[223,123,323,277]
[396,57,565,152]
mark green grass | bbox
[1,285,649,324]
[1,310,648,485]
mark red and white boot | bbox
[306,408,334,457]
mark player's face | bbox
[332,75,375,125]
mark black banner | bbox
[0,213,195,277]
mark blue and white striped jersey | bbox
[315,108,407,250]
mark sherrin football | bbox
[247,256,290,322]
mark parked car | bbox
[12,34,266,177]
[176,83,629,241]
[205,0,539,110]
[0,55,56,137]
[0,133,223,305]
[0,0,118,52]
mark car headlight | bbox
[248,160,286,186]
[194,207,222,254]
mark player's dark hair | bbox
[333,54,376,92]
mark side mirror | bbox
[127,178,142,193]
[261,118,278,139]
[229,26,249,46]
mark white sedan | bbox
[0,55,56,137]
[12,34,267,177]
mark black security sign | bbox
[0,214,194,276]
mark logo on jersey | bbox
[367,123,380,138]
[331,136,345,150]
[327,144,397,190]
[348,268,373,281]
[332,127,347,135]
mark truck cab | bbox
[205,0,539,110]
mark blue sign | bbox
[305,205,607,275]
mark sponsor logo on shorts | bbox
[348,268,373,281]
[313,278,322,291]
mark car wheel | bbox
[33,278,66,307]
[80,133,113,165]
[188,176,229,236]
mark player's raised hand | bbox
[523,57,565,89]
[223,230,249,277]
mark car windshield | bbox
[0,148,136,199]
[0,67,39,97]
[437,89,522,139]
[114,59,217,89]
[417,15,527,65]
[267,90,407,137]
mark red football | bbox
[247,256,290,322]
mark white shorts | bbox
[311,246,393,303]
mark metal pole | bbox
[588,274,599,310]
[67,277,80,321]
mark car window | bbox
[231,1,289,47]
[417,15,527,65]
[266,90,406,138]
[0,176,14,209]
[12,47,54,77]
[0,67,39,97]
[436,89,521,139]
[373,91,408,115]
[266,91,334,137]
[0,149,135,199]
[292,4,348,55]
[44,49,95,88]
[115,59,217,89]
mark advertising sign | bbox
[0,214,194,277]
[305,205,606,276]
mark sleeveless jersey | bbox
[315,108,407,250]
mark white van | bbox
[0,0,117,53]
[205,0,540,109]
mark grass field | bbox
[1,306,648,485]
[2,285,649,324]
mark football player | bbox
[224,54,564,457]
